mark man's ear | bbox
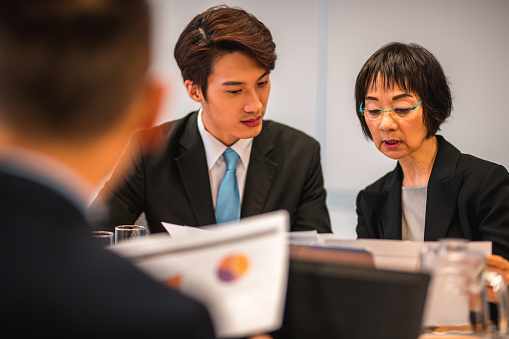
[184,80,203,103]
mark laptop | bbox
[273,245,430,339]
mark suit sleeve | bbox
[89,133,147,232]
[292,141,332,233]
[476,164,509,259]
[356,190,371,238]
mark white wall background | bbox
[147,0,509,238]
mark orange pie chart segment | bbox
[217,254,249,282]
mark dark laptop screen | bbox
[273,256,430,339]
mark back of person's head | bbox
[174,5,277,101]
[0,0,150,142]
[355,42,452,140]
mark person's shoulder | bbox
[437,135,502,171]
[458,152,499,168]
[457,152,508,177]
[132,111,198,145]
[437,136,509,180]
[262,120,319,145]
[145,111,197,136]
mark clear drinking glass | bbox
[92,231,114,247]
[114,225,146,244]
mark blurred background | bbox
[146,0,509,238]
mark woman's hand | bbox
[487,254,509,282]
[486,254,509,303]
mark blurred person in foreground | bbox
[0,0,214,337]
[91,5,331,234]
[355,42,509,274]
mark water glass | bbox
[115,225,146,244]
[92,231,114,247]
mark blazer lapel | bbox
[424,136,463,240]
[241,127,278,218]
[175,113,216,226]
[363,165,403,239]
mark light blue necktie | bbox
[215,148,240,224]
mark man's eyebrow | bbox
[222,80,245,86]
[258,70,270,80]
[221,71,271,86]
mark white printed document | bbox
[322,237,491,271]
[110,210,290,338]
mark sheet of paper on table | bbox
[286,230,320,245]
[320,236,491,272]
[162,221,213,237]
[164,222,322,246]
[110,210,289,339]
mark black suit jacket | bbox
[0,167,215,338]
[356,135,509,259]
[93,111,331,233]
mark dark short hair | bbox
[354,42,452,140]
[0,0,150,141]
[174,5,277,101]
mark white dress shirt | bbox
[197,109,253,209]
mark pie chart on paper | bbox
[217,253,249,282]
[163,275,182,290]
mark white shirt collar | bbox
[197,108,253,170]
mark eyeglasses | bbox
[359,100,422,120]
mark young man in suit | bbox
[92,5,332,234]
[0,0,214,337]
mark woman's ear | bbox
[184,80,203,103]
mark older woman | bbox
[355,42,509,262]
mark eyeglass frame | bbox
[359,100,422,120]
